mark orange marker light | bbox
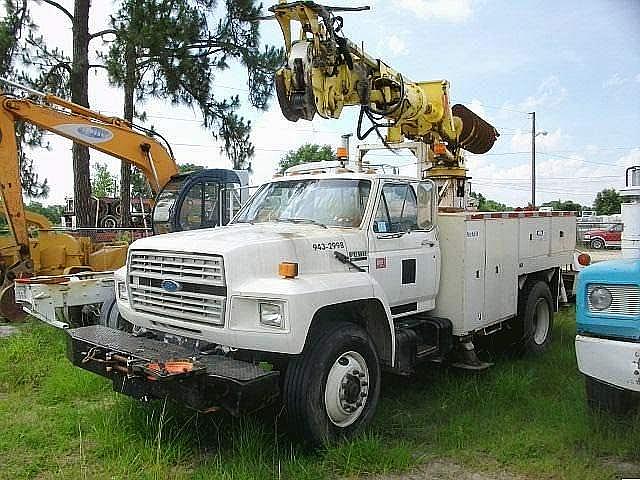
[433,142,447,155]
[279,262,299,279]
[577,253,591,267]
[336,146,348,159]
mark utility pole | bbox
[530,111,536,208]
[529,112,548,209]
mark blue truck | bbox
[575,166,640,413]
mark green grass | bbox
[1,309,639,479]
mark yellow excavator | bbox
[269,1,499,205]
[0,78,248,320]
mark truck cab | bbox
[575,166,640,413]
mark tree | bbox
[469,192,509,212]
[103,0,282,226]
[593,188,621,215]
[278,144,336,173]
[24,201,64,224]
[91,163,117,198]
[0,1,50,198]
[541,199,583,212]
[178,163,205,173]
[1,0,100,224]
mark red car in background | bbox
[583,224,623,249]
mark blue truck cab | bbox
[575,167,640,414]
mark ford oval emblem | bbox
[161,279,182,293]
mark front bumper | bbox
[575,334,640,392]
[67,325,280,415]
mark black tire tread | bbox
[516,279,554,355]
[283,320,378,446]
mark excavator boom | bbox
[0,78,180,266]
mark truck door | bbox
[368,181,439,314]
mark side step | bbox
[67,325,280,416]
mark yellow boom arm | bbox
[271,1,498,158]
[0,79,179,258]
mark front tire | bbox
[586,376,638,415]
[283,321,380,447]
[590,238,605,249]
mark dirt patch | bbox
[601,458,640,477]
[363,459,529,480]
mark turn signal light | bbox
[433,142,447,155]
[577,253,591,267]
[279,262,299,279]
[336,146,348,159]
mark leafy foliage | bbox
[469,191,509,212]
[178,163,205,173]
[91,163,117,198]
[0,0,51,198]
[278,144,336,174]
[541,199,584,212]
[593,188,621,215]
[102,0,283,170]
[24,201,64,224]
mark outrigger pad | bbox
[66,325,280,415]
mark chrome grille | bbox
[588,284,640,316]
[128,250,225,326]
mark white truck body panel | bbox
[434,212,575,336]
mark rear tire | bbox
[585,376,638,415]
[283,321,380,448]
[515,280,554,355]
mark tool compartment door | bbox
[483,219,518,324]
[463,220,486,332]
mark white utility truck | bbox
[59,159,576,446]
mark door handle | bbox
[421,239,435,247]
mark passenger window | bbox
[373,184,418,233]
[416,181,434,230]
[179,183,203,230]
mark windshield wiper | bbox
[276,218,327,228]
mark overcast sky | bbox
[16,0,640,207]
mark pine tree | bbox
[102,0,282,226]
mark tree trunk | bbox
[119,43,135,228]
[71,0,93,227]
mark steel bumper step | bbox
[67,325,279,415]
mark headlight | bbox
[117,281,128,301]
[589,286,612,311]
[259,302,283,328]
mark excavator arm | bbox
[0,78,180,263]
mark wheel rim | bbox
[592,239,603,249]
[324,350,370,427]
[532,299,550,345]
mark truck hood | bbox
[129,223,367,286]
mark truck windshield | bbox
[233,178,372,228]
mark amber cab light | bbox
[577,253,591,266]
[433,142,447,155]
[279,262,299,279]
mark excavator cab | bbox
[152,169,249,234]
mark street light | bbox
[530,111,548,208]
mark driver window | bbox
[179,183,203,230]
[373,183,418,233]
